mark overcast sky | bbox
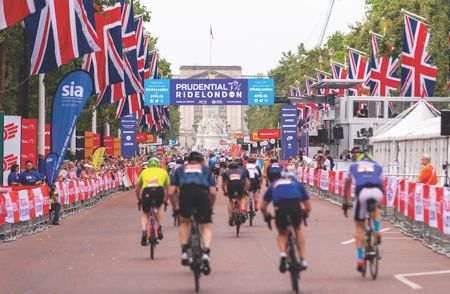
[142,0,367,75]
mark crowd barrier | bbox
[297,167,450,257]
[0,170,134,243]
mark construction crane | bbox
[317,0,336,47]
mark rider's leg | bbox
[277,229,289,253]
[200,224,212,249]
[374,206,381,232]
[240,196,247,214]
[179,217,192,246]
[253,189,260,211]
[355,220,365,262]
[156,206,164,225]
[227,199,232,217]
[141,212,149,231]
[294,227,306,259]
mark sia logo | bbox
[3,123,19,141]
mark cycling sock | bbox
[357,248,363,260]
[374,220,381,233]
[142,230,147,236]
[280,252,287,258]
[181,244,189,253]
[203,248,210,255]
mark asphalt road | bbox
[1,186,450,294]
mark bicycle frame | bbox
[362,199,380,280]
[187,210,204,293]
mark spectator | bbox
[418,154,438,185]
[325,150,335,171]
[339,149,351,160]
[315,153,325,170]
[8,164,21,186]
[19,161,43,186]
[67,162,77,180]
[49,185,61,225]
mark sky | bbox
[142,0,367,75]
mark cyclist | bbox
[342,153,384,273]
[168,151,217,274]
[219,156,227,175]
[136,158,171,246]
[246,156,263,212]
[222,159,250,226]
[261,166,311,272]
[208,153,220,181]
[266,157,283,187]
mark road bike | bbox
[248,191,256,227]
[230,194,242,237]
[361,199,380,280]
[147,199,159,260]
[267,214,306,294]
[186,209,207,293]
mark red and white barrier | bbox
[297,167,450,235]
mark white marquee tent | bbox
[372,100,448,184]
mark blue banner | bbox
[120,114,136,158]
[44,153,59,186]
[46,70,92,185]
[144,78,274,106]
[281,104,298,161]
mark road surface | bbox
[1,187,450,294]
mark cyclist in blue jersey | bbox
[265,157,283,187]
[168,151,217,274]
[343,153,384,273]
[261,166,312,272]
[208,153,220,181]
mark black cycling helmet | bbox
[248,157,256,163]
[270,157,279,164]
[235,157,243,167]
[228,162,238,169]
[188,151,204,163]
[176,157,184,164]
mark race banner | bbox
[75,130,85,161]
[18,189,30,222]
[145,78,274,106]
[444,187,450,235]
[0,112,3,184]
[21,118,37,169]
[258,129,280,139]
[281,104,298,161]
[113,138,121,158]
[92,147,105,169]
[385,176,397,207]
[120,114,136,158]
[47,70,92,185]
[93,133,101,151]
[3,116,21,184]
[414,183,424,222]
[104,136,114,156]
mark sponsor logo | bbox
[4,123,19,141]
[3,154,18,172]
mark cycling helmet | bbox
[188,151,204,163]
[141,162,148,168]
[176,157,184,164]
[248,157,256,163]
[228,162,238,169]
[357,153,374,161]
[235,157,243,167]
[148,157,160,168]
[270,157,279,164]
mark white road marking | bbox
[394,270,450,290]
[340,228,391,245]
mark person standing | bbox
[417,154,438,185]
[325,150,335,171]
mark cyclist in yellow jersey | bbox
[136,158,170,246]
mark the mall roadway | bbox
[1,186,450,294]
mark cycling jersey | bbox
[264,177,309,205]
[222,167,249,197]
[246,163,262,180]
[346,158,384,192]
[138,167,170,188]
[171,163,215,189]
[208,156,218,169]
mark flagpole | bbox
[209,24,212,77]
[400,8,427,22]
[92,108,97,133]
[38,74,45,158]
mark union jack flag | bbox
[0,0,45,30]
[295,80,303,96]
[330,60,347,95]
[116,93,144,118]
[289,86,296,97]
[347,48,369,96]
[83,3,123,100]
[368,34,400,96]
[304,76,316,96]
[400,14,437,97]
[316,69,331,95]
[25,0,99,75]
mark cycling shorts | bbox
[354,187,383,221]
[179,185,212,224]
[141,187,165,213]
[249,178,261,192]
[274,199,302,231]
[227,186,245,200]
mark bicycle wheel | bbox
[194,263,201,292]
[249,195,254,227]
[288,235,299,293]
[369,237,379,280]
[150,241,155,260]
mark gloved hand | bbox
[264,213,273,230]
[342,203,352,217]
[137,201,142,211]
